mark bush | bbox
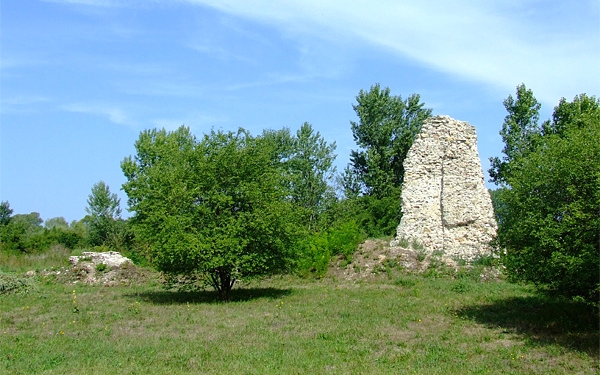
[499,107,600,303]
[295,232,332,278]
[354,193,402,238]
[295,220,365,278]
[0,271,36,295]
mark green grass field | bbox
[1,251,598,374]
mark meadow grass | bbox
[0,245,73,273]
[1,266,598,375]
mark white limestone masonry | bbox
[391,115,497,260]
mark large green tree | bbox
[122,126,297,300]
[489,83,542,184]
[497,93,600,302]
[344,84,432,198]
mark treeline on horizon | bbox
[1,84,598,303]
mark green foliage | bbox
[95,263,108,272]
[324,188,401,239]
[44,217,68,230]
[411,239,424,251]
[122,126,297,300]
[0,201,13,226]
[295,220,365,278]
[286,123,337,230]
[472,255,498,268]
[0,210,88,254]
[262,123,337,231]
[327,221,364,261]
[544,93,600,137]
[0,212,45,253]
[415,249,427,263]
[0,245,72,273]
[0,271,36,295]
[339,84,428,238]
[489,83,542,184]
[294,231,331,278]
[497,93,600,303]
[344,84,432,198]
[85,181,124,249]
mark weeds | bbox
[0,272,36,295]
[71,289,79,313]
[472,254,498,267]
[411,239,424,251]
[95,263,108,272]
[397,236,410,248]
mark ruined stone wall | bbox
[391,115,497,260]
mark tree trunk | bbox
[210,268,236,302]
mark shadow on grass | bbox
[127,287,293,305]
[455,295,599,358]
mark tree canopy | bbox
[494,90,600,303]
[85,181,123,248]
[489,83,542,185]
[122,126,298,300]
[344,84,432,198]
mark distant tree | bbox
[85,181,122,248]
[44,217,69,230]
[11,213,43,237]
[285,122,337,230]
[497,94,600,303]
[0,212,44,252]
[68,219,89,248]
[489,83,542,185]
[261,123,337,231]
[122,126,297,300]
[344,84,432,198]
[0,201,13,226]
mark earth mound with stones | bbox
[329,239,501,282]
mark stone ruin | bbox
[67,251,134,285]
[391,115,497,260]
[69,251,132,269]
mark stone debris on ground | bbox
[27,251,148,286]
[68,251,132,269]
[329,239,501,282]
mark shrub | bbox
[472,254,497,267]
[295,220,365,278]
[295,232,332,278]
[0,271,36,295]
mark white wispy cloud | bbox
[62,103,135,127]
[0,96,50,114]
[182,0,600,105]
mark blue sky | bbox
[1,0,598,223]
